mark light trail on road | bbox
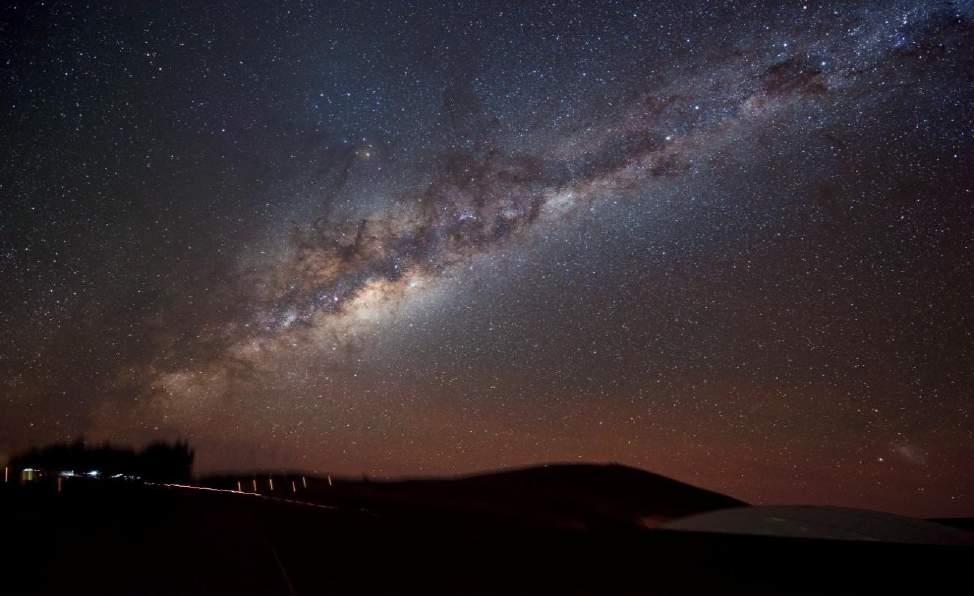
[150,482,342,512]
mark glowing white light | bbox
[543,189,576,214]
[280,309,298,328]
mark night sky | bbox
[2,1,973,517]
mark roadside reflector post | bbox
[237,480,242,492]
[291,480,296,494]
[268,476,274,492]
[3,466,7,483]
[327,474,332,487]
[252,478,258,493]
[301,476,307,489]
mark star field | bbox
[1,1,973,517]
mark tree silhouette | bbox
[139,440,194,482]
[8,438,194,482]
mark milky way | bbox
[215,45,869,353]
[2,1,973,517]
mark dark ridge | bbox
[203,462,746,530]
[930,517,974,532]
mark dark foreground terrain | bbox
[2,471,971,595]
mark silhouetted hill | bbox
[378,463,746,527]
[205,463,746,529]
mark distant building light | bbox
[111,473,124,479]
[60,470,76,477]
[86,470,100,477]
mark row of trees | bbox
[8,439,194,482]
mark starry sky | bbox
[1,1,973,517]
